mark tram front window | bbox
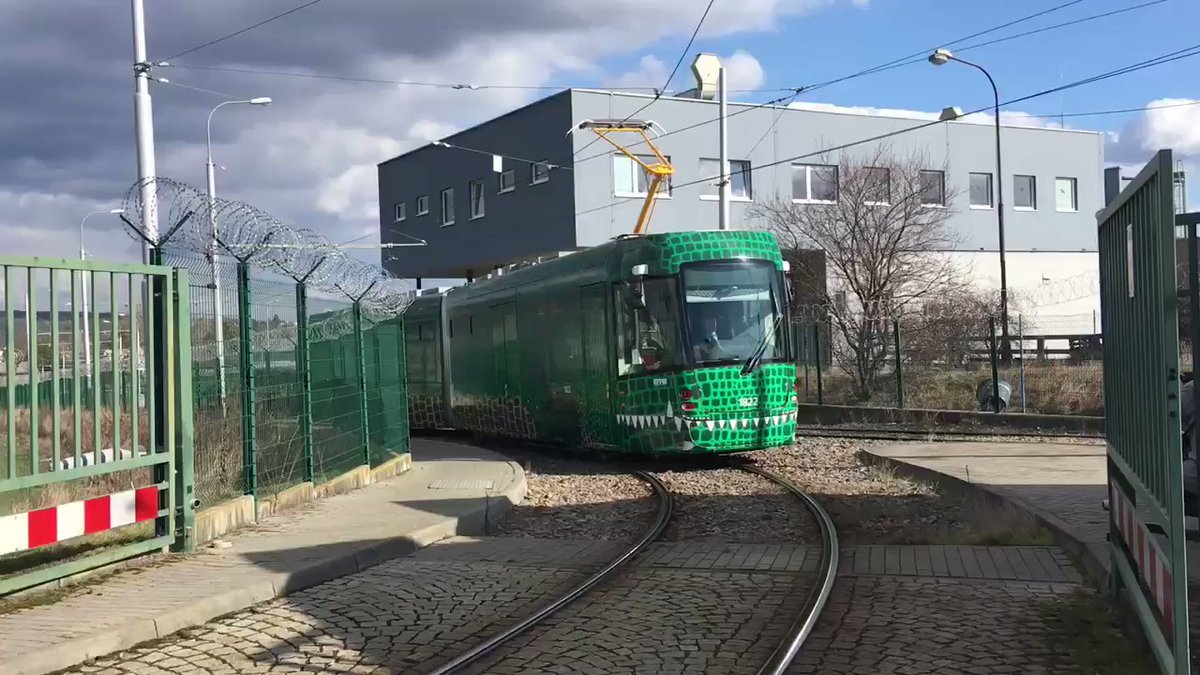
[616,277,684,375]
[682,260,784,366]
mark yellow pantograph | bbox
[573,119,674,235]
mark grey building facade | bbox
[378,89,1104,282]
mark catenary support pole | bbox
[718,66,730,230]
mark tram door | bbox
[580,283,614,447]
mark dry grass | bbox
[0,409,155,516]
[800,362,1104,416]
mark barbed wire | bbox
[121,177,414,343]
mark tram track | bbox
[427,457,839,675]
[794,425,1104,443]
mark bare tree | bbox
[753,145,963,401]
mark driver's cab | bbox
[615,263,681,376]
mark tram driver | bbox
[694,317,725,362]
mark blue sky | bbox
[630,0,1194,113]
[594,0,1196,161]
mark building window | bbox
[440,188,455,226]
[791,164,838,203]
[699,159,752,201]
[469,180,485,220]
[919,170,945,206]
[864,167,890,205]
[416,195,429,216]
[531,160,551,185]
[393,202,406,222]
[969,172,993,209]
[498,169,515,194]
[1014,174,1037,210]
[1055,177,1078,212]
[613,154,672,198]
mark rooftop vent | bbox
[690,53,721,101]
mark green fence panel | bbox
[308,299,364,483]
[170,253,245,508]
[1098,149,1190,675]
[0,255,189,596]
[365,317,410,467]
[248,277,304,498]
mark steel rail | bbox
[794,426,1103,443]
[740,465,840,675]
[427,470,673,675]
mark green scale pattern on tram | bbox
[404,230,798,455]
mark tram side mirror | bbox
[780,261,794,306]
[624,264,648,309]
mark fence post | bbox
[148,247,170,543]
[296,280,314,483]
[989,316,1000,414]
[354,301,370,467]
[893,319,904,409]
[1018,314,1026,413]
[813,322,824,405]
[171,268,196,553]
[237,261,257,504]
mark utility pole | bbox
[717,65,730,230]
[131,0,163,498]
[131,0,159,255]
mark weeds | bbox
[1035,588,1158,675]
[801,362,1104,416]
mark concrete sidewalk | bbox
[862,442,1111,584]
[0,438,525,675]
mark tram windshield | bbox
[682,260,786,366]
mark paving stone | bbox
[56,536,1130,674]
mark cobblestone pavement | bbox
[63,537,1124,675]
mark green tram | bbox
[404,230,798,455]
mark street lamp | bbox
[929,48,1011,361]
[206,97,271,415]
[79,208,124,374]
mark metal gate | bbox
[0,256,194,596]
[1098,149,1191,674]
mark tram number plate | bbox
[653,378,668,386]
[739,397,758,407]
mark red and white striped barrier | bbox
[0,487,159,556]
[1109,481,1174,626]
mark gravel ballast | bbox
[487,433,1095,546]
[490,447,656,542]
[655,468,817,543]
[751,434,1099,544]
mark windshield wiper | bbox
[740,315,783,376]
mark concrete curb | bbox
[10,459,526,675]
[858,448,1110,590]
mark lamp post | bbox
[929,48,1010,361]
[206,97,271,415]
[79,208,124,374]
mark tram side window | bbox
[615,278,682,376]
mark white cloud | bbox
[724,50,766,91]
[1104,98,1200,207]
[1135,98,1200,155]
[611,49,765,92]
[0,0,869,275]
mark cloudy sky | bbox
[1,0,1197,282]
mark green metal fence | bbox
[0,255,194,596]
[1098,149,1190,674]
[168,252,410,511]
[794,312,1104,416]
